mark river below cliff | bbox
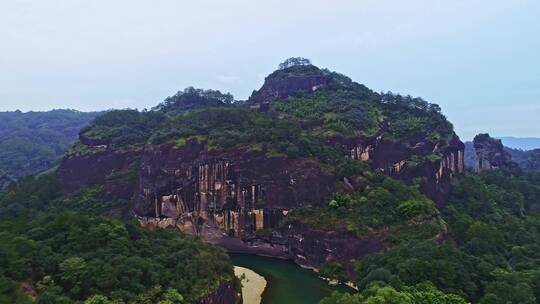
[230,253,353,304]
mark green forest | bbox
[0,174,236,304]
[320,167,540,304]
[0,110,99,191]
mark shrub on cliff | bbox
[286,173,439,238]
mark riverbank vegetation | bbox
[0,175,235,304]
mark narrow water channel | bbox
[229,253,353,304]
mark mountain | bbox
[498,136,540,150]
[3,58,540,304]
[57,59,464,287]
[0,109,100,191]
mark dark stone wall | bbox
[58,149,138,201]
[198,280,241,304]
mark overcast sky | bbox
[1,0,539,139]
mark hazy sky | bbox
[1,0,539,139]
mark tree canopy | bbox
[278,57,312,69]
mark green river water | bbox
[229,253,353,304]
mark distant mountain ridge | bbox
[464,136,540,171]
[497,136,540,150]
[0,109,100,191]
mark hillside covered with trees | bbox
[0,174,238,304]
[0,110,100,191]
[1,58,539,303]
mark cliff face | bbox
[134,139,334,239]
[280,223,385,276]
[473,133,513,171]
[345,133,464,207]
[57,61,465,273]
[198,280,241,304]
[58,148,138,201]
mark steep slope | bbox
[57,60,465,274]
[0,109,100,191]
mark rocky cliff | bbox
[58,60,465,275]
[473,133,513,171]
[198,280,241,304]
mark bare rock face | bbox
[473,133,513,171]
[198,280,241,304]
[134,139,335,239]
[57,149,138,201]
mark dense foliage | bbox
[0,212,233,304]
[78,110,164,149]
[78,64,455,181]
[0,173,128,219]
[0,110,99,191]
[152,87,234,115]
[320,168,540,303]
[380,93,454,143]
[0,176,235,304]
[320,283,466,304]
[287,172,441,242]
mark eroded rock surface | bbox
[473,133,513,171]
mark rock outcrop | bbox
[250,66,331,112]
[198,280,241,304]
[473,133,513,171]
[345,133,464,207]
[281,223,385,276]
[528,149,540,171]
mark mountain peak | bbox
[249,58,367,111]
